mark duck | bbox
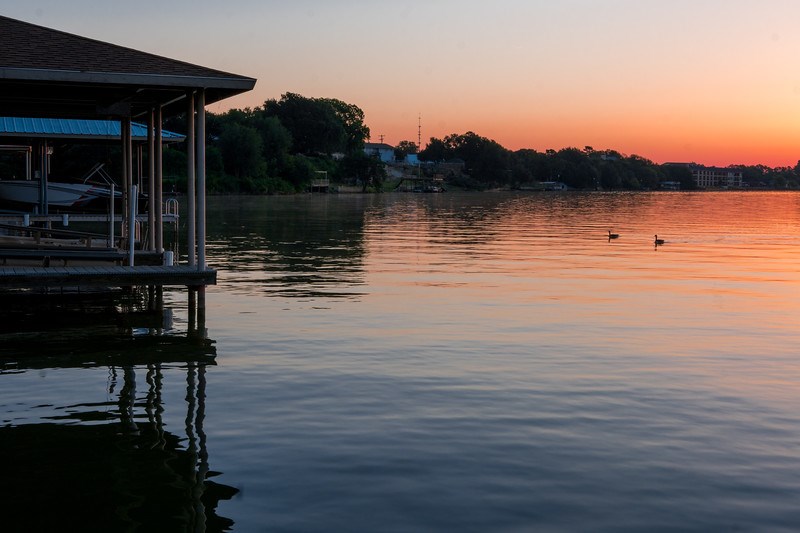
[608,230,619,239]
[654,235,665,245]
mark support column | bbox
[155,107,164,252]
[136,145,143,190]
[187,92,196,267]
[147,110,156,251]
[195,90,206,270]
[121,118,132,249]
[40,141,49,215]
[124,117,134,259]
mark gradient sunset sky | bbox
[5,1,800,167]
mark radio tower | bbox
[417,114,422,179]
[417,114,422,152]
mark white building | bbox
[690,165,743,188]
[364,142,395,163]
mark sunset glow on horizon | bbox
[7,1,800,168]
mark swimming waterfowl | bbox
[654,235,665,245]
[608,230,619,239]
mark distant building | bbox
[364,142,395,163]
[690,165,743,188]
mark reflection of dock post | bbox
[188,287,206,338]
[188,288,197,335]
[186,361,209,531]
[120,366,139,435]
[146,285,164,313]
[197,287,206,336]
[196,363,209,531]
[145,363,166,449]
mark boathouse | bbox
[0,15,256,292]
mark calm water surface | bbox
[3,191,800,531]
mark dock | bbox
[1,15,256,300]
[0,264,215,290]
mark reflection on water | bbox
[0,290,237,532]
[6,191,800,530]
[206,195,368,299]
[201,192,800,531]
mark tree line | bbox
[161,92,383,193]
[9,92,794,193]
[415,131,800,191]
[166,94,798,192]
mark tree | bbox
[264,93,345,155]
[251,113,292,169]
[394,140,418,161]
[661,163,695,190]
[320,97,370,153]
[419,137,448,162]
[263,93,369,156]
[340,152,386,192]
[219,123,263,181]
[420,132,514,186]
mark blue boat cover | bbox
[0,117,184,142]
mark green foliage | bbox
[251,114,292,168]
[319,97,370,153]
[219,123,263,180]
[263,93,346,155]
[281,155,317,189]
[339,152,387,192]
[156,92,370,193]
[156,93,799,194]
[419,131,511,187]
[394,140,418,160]
[661,163,696,190]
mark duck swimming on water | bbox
[608,230,619,239]
[654,235,665,245]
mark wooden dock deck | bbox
[0,264,215,290]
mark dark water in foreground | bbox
[3,191,800,531]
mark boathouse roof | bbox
[0,117,185,142]
[0,15,256,119]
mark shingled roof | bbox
[0,15,256,119]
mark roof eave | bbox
[0,67,257,92]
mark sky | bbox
[4,0,800,167]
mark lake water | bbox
[3,191,800,531]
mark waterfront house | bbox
[364,142,395,163]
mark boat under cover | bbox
[0,180,118,210]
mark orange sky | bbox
[8,1,800,167]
